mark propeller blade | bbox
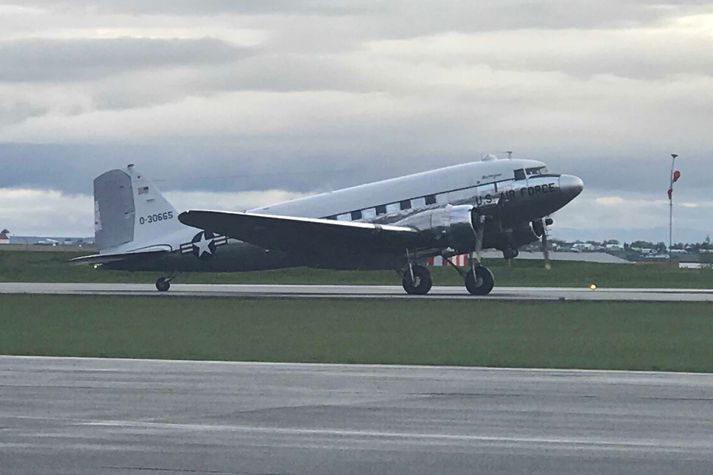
[541,219,552,270]
[475,226,484,259]
[473,213,485,260]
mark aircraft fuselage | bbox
[104,158,583,273]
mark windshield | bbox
[526,166,548,176]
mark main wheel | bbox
[155,278,171,292]
[402,265,433,295]
[502,248,519,259]
[465,266,494,295]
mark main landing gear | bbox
[400,254,494,296]
[155,273,176,292]
[401,263,433,295]
[463,264,495,295]
[444,254,495,296]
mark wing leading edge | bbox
[178,210,420,255]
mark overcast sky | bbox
[1,0,711,242]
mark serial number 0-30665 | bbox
[139,211,174,225]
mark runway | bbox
[1,357,712,474]
[1,281,712,301]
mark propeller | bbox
[474,214,485,261]
[468,211,487,271]
[541,217,553,270]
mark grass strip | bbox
[2,250,713,288]
[1,294,712,372]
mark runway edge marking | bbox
[1,355,712,377]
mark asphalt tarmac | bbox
[1,357,712,474]
[1,281,712,301]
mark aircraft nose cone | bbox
[559,174,584,199]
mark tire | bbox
[155,278,171,292]
[503,248,519,259]
[465,266,494,295]
[402,265,433,295]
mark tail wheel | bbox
[155,278,171,292]
[465,266,494,295]
[402,265,433,295]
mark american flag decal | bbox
[138,186,149,195]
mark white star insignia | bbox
[193,234,213,257]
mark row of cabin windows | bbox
[326,180,511,222]
[326,170,549,222]
[327,194,438,222]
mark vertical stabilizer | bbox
[93,165,183,253]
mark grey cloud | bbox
[0,143,417,194]
[13,0,372,16]
[0,37,248,82]
[9,1,710,32]
[189,55,376,93]
[1,0,712,243]
[0,142,708,203]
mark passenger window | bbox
[326,215,337,220]
[448,188,472,203]
[425,194,436,205]
[351,210,362,220]
[514,169,526,180]
[376,205,387,215]
[400,200,411,210]
[362,208,376,220]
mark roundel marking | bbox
[191,231,217,260]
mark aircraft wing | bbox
[178,210,421,254]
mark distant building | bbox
[0,229,9,245]
[679,262,713,269]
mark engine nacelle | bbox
[510,222,541,248]
[394,204,477,253]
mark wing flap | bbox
[178,210,420,254]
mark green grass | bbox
[2,295,712,372]
[0,249,712,288]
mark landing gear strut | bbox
[401,264,432,295]
[155,273,176,292]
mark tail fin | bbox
[94,164,183,253]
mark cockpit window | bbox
[526,166,548,176]
[514,169,526,180]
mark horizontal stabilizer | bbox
[70,247,170,265]
[178,210,420,255]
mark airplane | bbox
[74,155,584,295]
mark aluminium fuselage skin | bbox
[103,158,583,273]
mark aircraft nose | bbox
[559,174,584,199]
